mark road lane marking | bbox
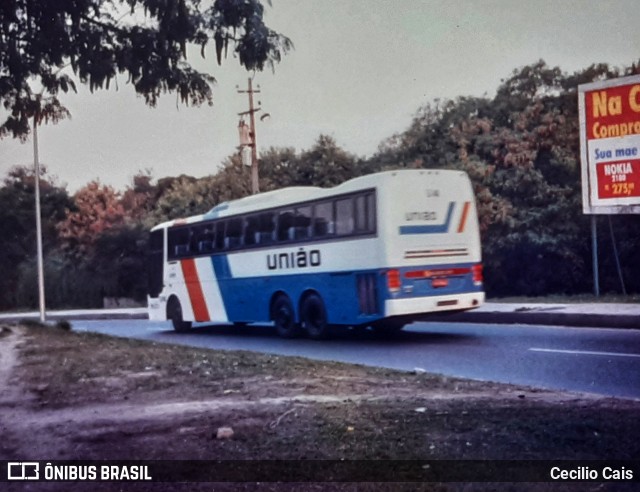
[529,347,640,359]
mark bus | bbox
[147,169,484,338]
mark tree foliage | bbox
[150,173,216,222]
[371,59,640,296]
[0,166,72,309]
[260,135,369,189]
[0,0,292,139]
[91,222,149,301]
[57,180,126,256]
[4,59,640,309]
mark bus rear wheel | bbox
[301,293,330,340]
[168,297,192,333]
[271,295,299,338]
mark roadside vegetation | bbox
[2,60,640,311]
[492,294,640,304]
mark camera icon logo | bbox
[7,462,40,480]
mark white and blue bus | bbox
[148,169,484,338]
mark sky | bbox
[1,0,640,192]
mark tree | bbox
[0,165,72,308]
[0,0,292,139]
[294,135,366,187]
[150,174,217,222]
[57,180,126,256]
[149,157,259,224]
[119,169,170,226]
[209,154,255,202]
[260,135,367,189]
[255,146,300,189]
[91,222,150,302]
[369,60,640,296]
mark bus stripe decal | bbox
[212,255,233,280]
[457,201,471,233]
[209,255,233,319]
[180,258,210,321]
[399,202,455,235]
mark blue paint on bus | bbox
[209,253,480,326]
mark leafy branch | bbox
[0,0,292,139]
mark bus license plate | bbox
[432,278,449,288]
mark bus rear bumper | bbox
[384,292,485,317]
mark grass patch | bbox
[1,322,639,487]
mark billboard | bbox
[579,74,640,214]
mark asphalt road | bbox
[70,319,640,400]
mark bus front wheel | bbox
[168,297,192,333]
[271,295,299,338]
[301,293,330,340]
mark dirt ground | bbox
[1,322,639,491]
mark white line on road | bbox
[529,347,640,359]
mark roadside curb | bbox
[1,305,639,329]
[426,310,640,329]
[0,308,148,323]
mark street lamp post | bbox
[33,115,46,323]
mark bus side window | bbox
[277,210,295,242]
[366,192,376,232]
[193,224,215,253]
[313,201,334,237]
[215,221,226,250]
[256,212,275,244]
[244,215,259,246]
[354,193,375,233]
[335,198,354,235]
[354,194,367,232]
[292,206,312,240]
[168,227,190,259]
[225,218,243,249]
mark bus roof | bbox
[151,169,465,230]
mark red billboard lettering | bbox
[586,83,640,140]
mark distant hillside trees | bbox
[370,60,640,296]
[2,60,640,310]
[0,166,72,309]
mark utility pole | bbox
[591,215,599,297]
[237,78,261,194]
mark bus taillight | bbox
[472,264,483,286]
[387,269,401,293]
